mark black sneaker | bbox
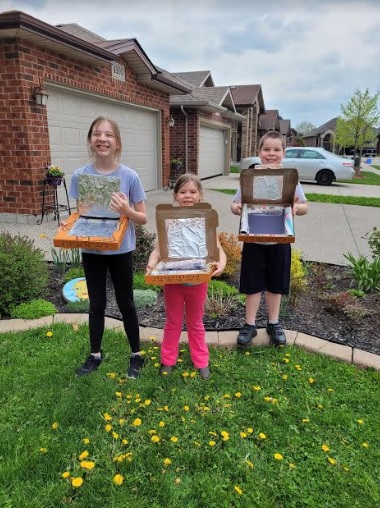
[237,324,257,345]
[76,354,102,376]
[266,322,286,346]
[127,355,145,379]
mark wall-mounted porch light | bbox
[167,115,175,127]
[33,87,49,106]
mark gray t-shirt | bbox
[69,163,146,255]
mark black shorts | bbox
[239,243,291,295]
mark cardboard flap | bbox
[155,203,219,262]
[240,166,299,205]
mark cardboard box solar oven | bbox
[145,203,219,285]
[53,173,128,250]
[238,165,299,244]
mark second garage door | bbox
[198,125,226,179]
[46,85,160,193]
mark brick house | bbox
[169,71,245,177]
[0,10,189,223]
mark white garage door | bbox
[199,125,226,179]
[46,86,160,198]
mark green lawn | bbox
[0,323,379,507]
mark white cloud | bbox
[1,0,379,127]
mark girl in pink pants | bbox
[146,174,226,379]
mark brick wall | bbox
[0,38,171,218]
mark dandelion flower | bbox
[182,372,189,378]
[159,421,165,427]
[175,477,181,484]
[209,440,216,446]
[119,418,126,425]
[295,364,302,371]
[46,331,53,338]
[308,377,315,384]
[302,418,310,423]
[183,406,190,412]
[80,460,95,470]
[247,428,253,434]
[221,431,230,441]
[144,399,151,406]
[170,436,179,443]
[51,422,59,430]
[105,424,112,432]
[122,439,128,445]
[240,432,247,438]
[362,442,369,448]
[357,419,364,425]
[151,435,160,443]
[245,460,254,469]
[71,477,83,488]
[39,448,48,454]
[78,450,89,461]
[115,392,122,398]
[282,374,288,380]
[328,457,336,465]
[274,453,283,461]
[112,432,119,439]
[288,463,296,469]
[259,432,267,440]
[327,388,334,392]
[283,358,290,363]
[234,486,243,495]
[132,418,142,426]
[107,372,116,378]
[163,458,172,466]
[62,471,70,478]
[82,438,90,444]
[235,392,242,398]
[321,444,330,452]
[113,474,124,486]
[253,385,261,391]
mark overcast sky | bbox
[2,0,380,128]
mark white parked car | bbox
[240,147,355,185]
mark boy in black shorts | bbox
[231,131,308,346]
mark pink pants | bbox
[161,283,209,369]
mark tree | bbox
[335,88,379,176]
[295,121,316,135]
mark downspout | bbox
[181,105,188,171]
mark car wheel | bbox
[316,169,334,186]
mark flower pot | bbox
[46,176,63,187]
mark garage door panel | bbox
[46,87,159,192]
[199,126,225,179]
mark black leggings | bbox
[82,252,140,354]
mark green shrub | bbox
[289,249,308,306]
[66,299,90,313]
[218,232,241,278]
[10,299,57,319]
[64,267,85,283]
[362,227,380,260]
[133,289,158,308]
[134,225,156,271]
[207,279,239,298]
[133,271,161,293]
[0,233,49,316]
[343,252,380,293]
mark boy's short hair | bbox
[259,131,286,151]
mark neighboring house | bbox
[0,10,189,222]
[279,118,294,146]
[259,109,280,138]
[302,118,338,152]
[230,84,265,161]
[169,71,245,177]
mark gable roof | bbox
[56,23,106,43]
[172,70,214,88]
[279,118,291,135]
[259,109,280,131]
[303,118,337,138]
[230,84,265,113]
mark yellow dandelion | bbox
[39,447,47,454]
[151,435,160,443]
[302,418,310,423]
[112,432,119,439]
[45,331,53,338]
[170,436,179,443]
[362,442,369,448]
[115,392,122,398]
[119,418,126,425]
[259,432,267,440]
[113,474,124,486]
[235,392,242,398]
[122,439,128,445]
[328,457,336,465]
[327,388,334,392]
[159,421,165,428]
[62,471,70,478]
[106,372,116,378]
[190,371,197,378]
[149,429,157,435]
[105,424,112,432]
[274,453,283,461]
[132,418,142,426]
[51,422,59,430]
[144,399,151,406]
[163,458,172,466]
[285,352,291,357]
[247,428,253,434]
[343,465,350,471]
[209,440,216,446]
[317,404,323,409]
[253,385,261,391]
[221,431,230,441]
[357,419,364,425]
[182,372,190,378]
[295,364,302,371]
[245,459,254,469]
[71,477,83,488]
[234,486,243,495]
[82,438,90,444]
[288,463,296,469]
[282,374,288,380]
[244,351,250,356]
[183,405,190,412]
[321,444,330,452]
[240,432,247,438]
[175,477,181,484]
[80,460,95,470]
[78,450,89,461]
[308,377,315,384]
[283,358,290,363]
[103,413,112,421]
